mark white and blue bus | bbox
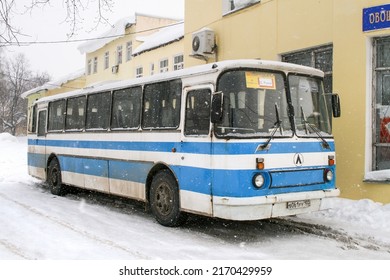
[27,59,341,226]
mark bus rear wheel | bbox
[47,158,67,196]
[150,170,187,227]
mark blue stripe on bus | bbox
[28,139,335,155]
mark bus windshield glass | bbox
[289,75,332,136]
[215,70,292,138]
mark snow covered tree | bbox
[0,53,50,135]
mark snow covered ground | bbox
[0,132,389,261]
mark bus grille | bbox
[269,169,325,188]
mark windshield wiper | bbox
[259,104,282,150]
[300,106,330,150]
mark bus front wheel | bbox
[47,158,67,196]
[149,170,186,227]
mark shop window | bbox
[282,45,333,93]
[373,37,390,170]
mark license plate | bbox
[286,200,311,210]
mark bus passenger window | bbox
[86,91,111,130]
[48,100,65,132]
[111,86,141,129]
[143,79,182,129]
[37,111,46,137]
[185,89,211,135]
[28,104,37,133]
[66,96,86,131]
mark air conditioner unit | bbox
[191,28,215,56]
[112,65,119,74]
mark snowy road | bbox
[1,134,390,260]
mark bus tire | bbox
[47,158,67,196]
[150,170,187,227]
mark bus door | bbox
[180,85,213,216]
[29,109,47,179]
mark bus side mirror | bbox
[211,91,223,123]
[331,93,341,118]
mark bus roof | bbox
[36,59,324,104]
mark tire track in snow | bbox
[269,218,390,253]
[0,192,150,259]
[0,239,31,260]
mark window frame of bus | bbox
[47,99,66,132]
[111,86,142,130]
[37,110,47,137]
[184,88,212,136]
[214,69,291,139]
[85,91,112,131]
[65,95,87,132]
[142,79,182,130]
[28,104,38,133]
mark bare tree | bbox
[0,53,50,135]
[0,0,114,44]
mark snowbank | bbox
[0,133,17,142]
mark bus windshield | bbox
[215,70,292,138]
[289,75,332,136]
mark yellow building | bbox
[78,13,184,86]
[21,69,85,113]
[183,0,390,203]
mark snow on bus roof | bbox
[36,59,324,103]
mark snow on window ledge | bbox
[222,0,261,16]
[364,170,390,183]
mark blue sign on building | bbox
[363,4,390,32]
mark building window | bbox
[93,57,98,73]
[173,54,184,70]
[126,41,132,61]
[373,37,390,171]
[116,45,123,65]
[222,0,261,15]
[150,63,155,75]
[160,58,169,73]
[282,45,333,93]
[104,51,109,69]
[87,59,92,75]
[136,66,143,78]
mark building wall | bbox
[184,0,390,203]
[84,14,181,85]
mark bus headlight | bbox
[324,169,333,182]
[253,174,265,188]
